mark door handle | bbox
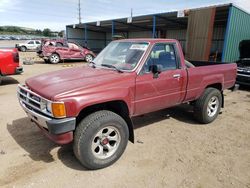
[173,74,181,78]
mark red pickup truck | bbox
[17,39,236,169]
[0,48,23,84]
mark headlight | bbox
[46,102,52,113]
[41,100,66,118]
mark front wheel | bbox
[49,53,60,64]
[73,110,129,170]
[20,46,27,52]
[194,88,222,124]
[85,54,94,63]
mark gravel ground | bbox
[0,52,250,188]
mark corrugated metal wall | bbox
[66,27,106,50]
[185,7,216,61]
[211,27,225,53]
[222,6,250,62]
[166,29,186,51]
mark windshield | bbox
[93,41,149,71]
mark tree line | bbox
[0,26,64,37]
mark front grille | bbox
[17,85,52,117]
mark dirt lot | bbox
[0,52,250,188]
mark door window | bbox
[68,43,80,50]
[28,41,34,44]
[142,43,177,73]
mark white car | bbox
[15,40,41,52]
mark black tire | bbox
[44,59,49,64]
[73,110,129,170]
[49,53,60,64]
[20,46,27,52]
[85,54,94,63]
[0,74,2,85]
[194,88,222,124]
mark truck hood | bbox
[26,66,133,100]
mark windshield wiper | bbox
[101,64,123,73]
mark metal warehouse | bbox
[66,4,250,62]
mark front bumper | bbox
[236,73,250,86]
[18,96,76,144]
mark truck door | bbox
[134,43,187,115]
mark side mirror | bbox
[150,64,162,78]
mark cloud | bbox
[0,0,19,12]
[232,0,250,11]
[97,0,111,4]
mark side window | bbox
[28,41,34,44]
[68,43,80,50]
[142,43,177,73]
[35,41,40,44]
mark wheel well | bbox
[206,83,222,91]
[76,101,134,143]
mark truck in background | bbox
[236,40,250,86]
[0,48,23,84]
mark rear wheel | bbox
[85,54,94,63]
[20,46,27,52]
[194,88,222,124]
[73,110,129,170]
[49,53,60,64]
[44,59,49,63]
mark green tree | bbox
[43,28,52,37]
[35,29,43,35]
[58,30,65,37]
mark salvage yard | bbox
[0,52,250,188]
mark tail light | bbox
[12,52,19,63]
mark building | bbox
[66,4,250,62]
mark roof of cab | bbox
[115,38,178,44]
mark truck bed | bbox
[184,61,237,102]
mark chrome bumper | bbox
[19,99,50,129]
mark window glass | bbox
[142,43,177,73]
[28,41,34,44]
[93,41,149,71]
[68,43,80,50]
[35,41,40,44]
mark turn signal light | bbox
[52,102,66,118]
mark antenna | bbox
[78,0,82,24]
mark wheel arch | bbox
[76,100,134,143]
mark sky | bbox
[0,0,250,31]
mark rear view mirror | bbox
[150,64,162,78]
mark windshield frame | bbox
[93,41,150,73]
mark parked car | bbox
[15,40,41,52]
[236,40,250,86]
[17,39,236,170]
[0,48,23,84]
[37,40,96,63]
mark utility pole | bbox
[78,0,82,24]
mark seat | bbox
[158,52,176,70]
